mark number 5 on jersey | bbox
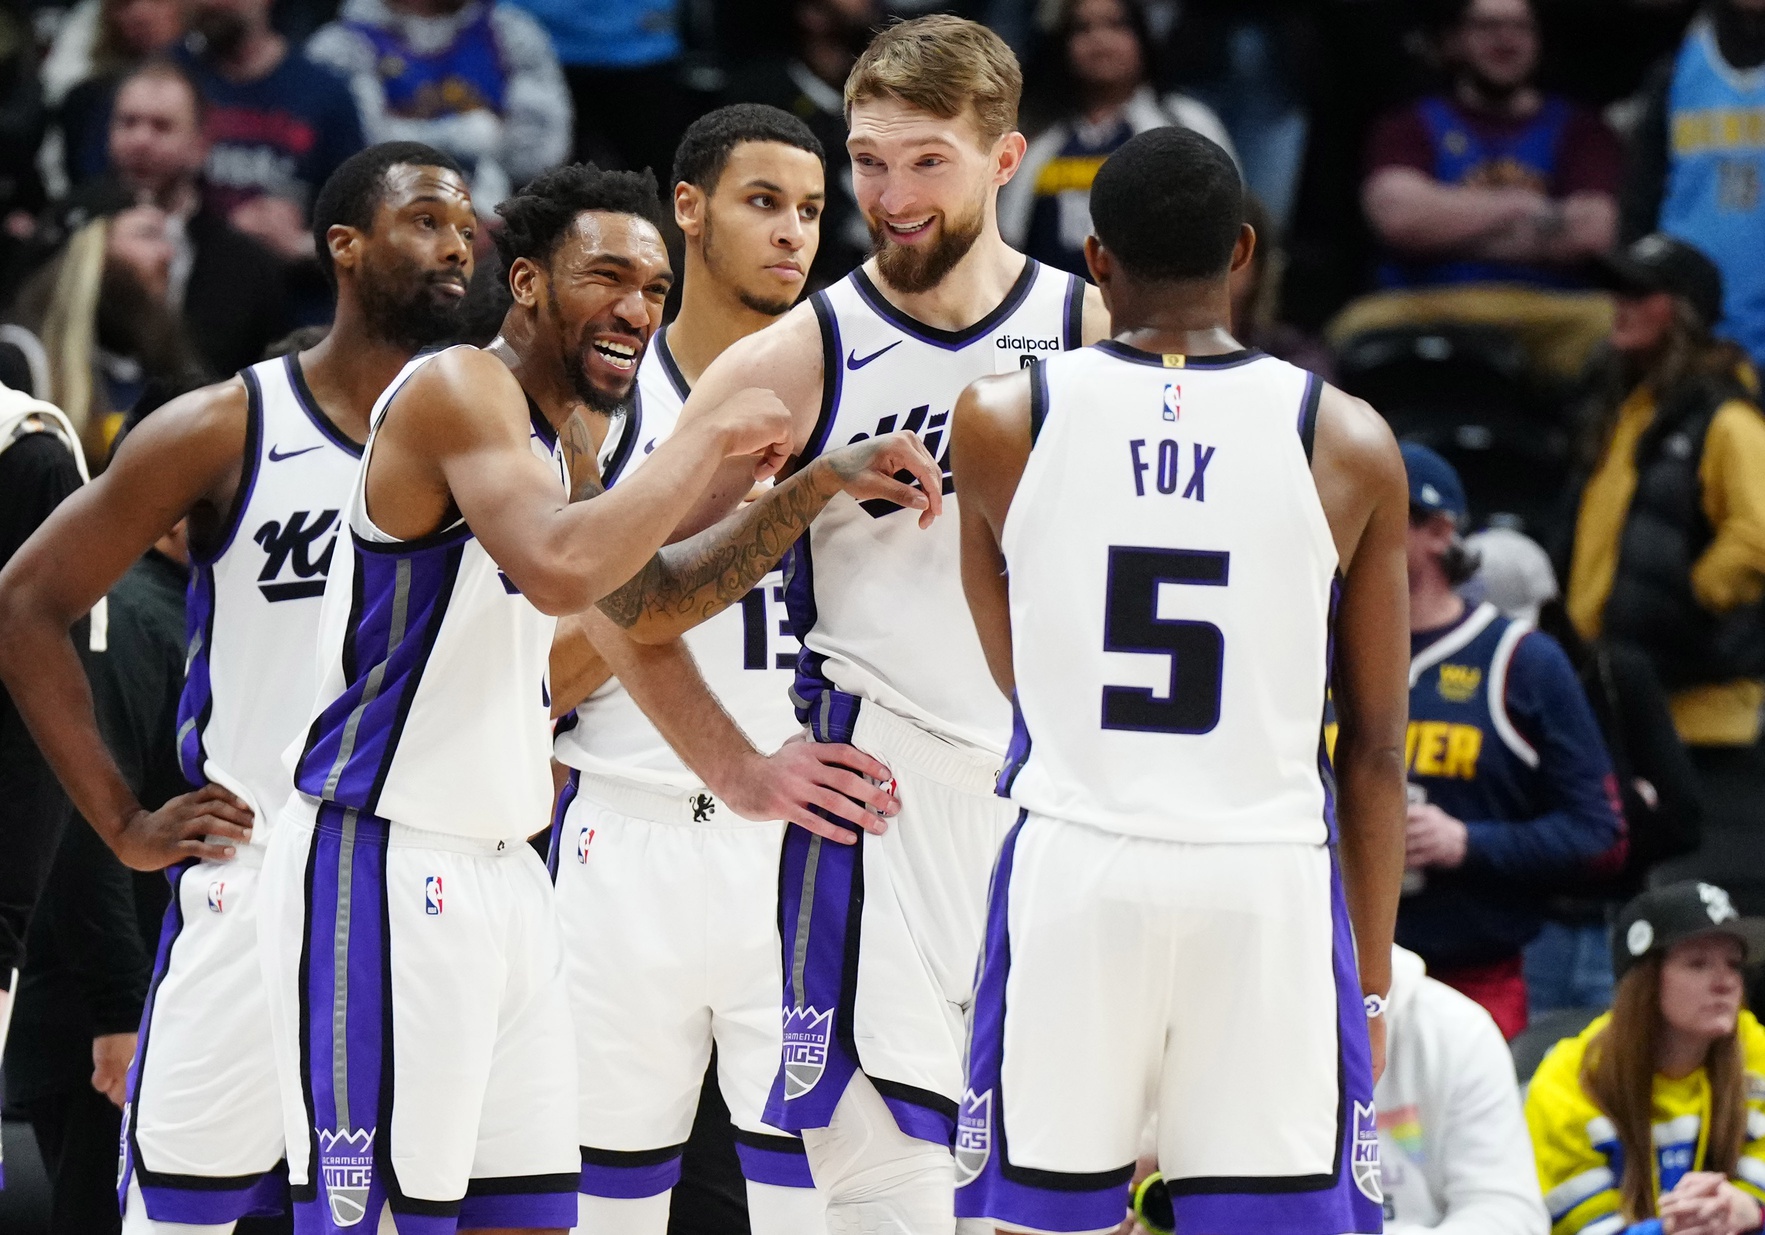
[1101,547,1228,735]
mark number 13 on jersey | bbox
[1101,546,1229,735]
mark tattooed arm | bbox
[599,430,942,642]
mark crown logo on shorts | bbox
[318,1126,377,1227]
[953,1089,993,1187]
[780,1006,835,1099]
[1352,1101,1383,1205]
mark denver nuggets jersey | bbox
[292,349,567,839]
[554,328,803,782]
[1000,343,1337,843]
[177,354,361,831]
[788,260,1085,753]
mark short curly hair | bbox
[494,163,668,270]
[671,104,824,193]
[1091,126,1243,281]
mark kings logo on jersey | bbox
[844,406,954,518]
[780,1005,834,1099]
[1352,1101,1383,1204]
[253,509,339,602]
[953,1088,993,1186]
[317,1125,376,1227]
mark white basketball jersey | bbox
[176,353,361,832]
[554,328,803,788]
[789,260,1086,754]
[291,348,567,840]
[1001,343,1338,844]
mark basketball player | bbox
[0,142,480,1232]
[546,105,840,1235]
[951,126,1409,1235]
[591,17,1108,1233]
[257,162,939,1235]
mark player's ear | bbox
[674,181,705,236]
[1229,223,1257,275]
[326,224,362,279]
[993,129,1028,186]
[507,255,543,309]
[1084,235,1113,300]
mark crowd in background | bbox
[2,0,1765,1232]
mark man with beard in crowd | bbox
[0,142,475,1235]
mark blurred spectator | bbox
[0,383,96,1102]
[1467,525,1558,622]
[1527,881,1765,1235]
[999,0,1233,277]
[1391,443,1624,1039]
[4,517,185,1235]
[723,0,875,288]
[178,0,365,263]
[505,0,688,179]
[65,58,287,376]
[3,203,205,458]
[1158,0,1312,231]
[1567,233,1765,915]
[45,0,186,192]
[0,0,46,235]
[307,0,570,210]
[1331,0,1624,383]
[1230,191,1333,379]
[1623,0,1765,373]
[1374,945,1548,1233]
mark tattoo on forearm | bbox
[599,466,834,629]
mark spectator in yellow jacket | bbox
[1526,881,1765,1235]
[1567,233,1765,911]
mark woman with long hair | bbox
[1527,881,1765,1234]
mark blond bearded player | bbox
[601,17,1108,1233]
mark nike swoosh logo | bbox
[846,341,901,370]
[268,444,322,462]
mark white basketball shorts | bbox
[547,773,813,1196]
[766,695,1018,1145]
[260,796,579,1234]
[119,844,286,1225]
[954,814,1383,1235]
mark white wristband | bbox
[1364,992,1388,1019]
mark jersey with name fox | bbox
[1000,343,1338,843]
[292,348,567,839]
[176,353,361,832]
[554,328,803,789]
[788,259,1085,754]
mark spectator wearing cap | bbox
[1621,0,1765,373]
[1384,443,1625,1039]
[1526,881,1765,1235]
[1566,232,1765,911]
[1331,0,1624,383]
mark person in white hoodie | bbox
[1375,945,1550,1233]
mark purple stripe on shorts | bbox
[578,1154,683,1199]
[118,861,191,1213]
[764,812,862,1135]
[733,1139,816,1189]
[302,804,393,1234]
[956,820,1132,1234]
[138,1171,288,1225]
[880,1093,955,1147]
[458,1188,579,1228]
[1166,854,1382,1235]
[546,768,578,881]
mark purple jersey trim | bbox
[577,1148,684,1199]
[733,1135,816,1188]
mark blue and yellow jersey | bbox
[1331,602,1625,969]
[1526,1010,1765,1234]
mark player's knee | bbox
[573,1188,671,1235]
[744,1178,827,1235]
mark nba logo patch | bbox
[1162,383,1180,421]
[576,827,594,863]
[318,1127,376,1227]
[780,1006,834,1099]
[206,881,225,913]
[953,1089,992,1186]
[1352,1101,1383,1204]
[424,876,442,916]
